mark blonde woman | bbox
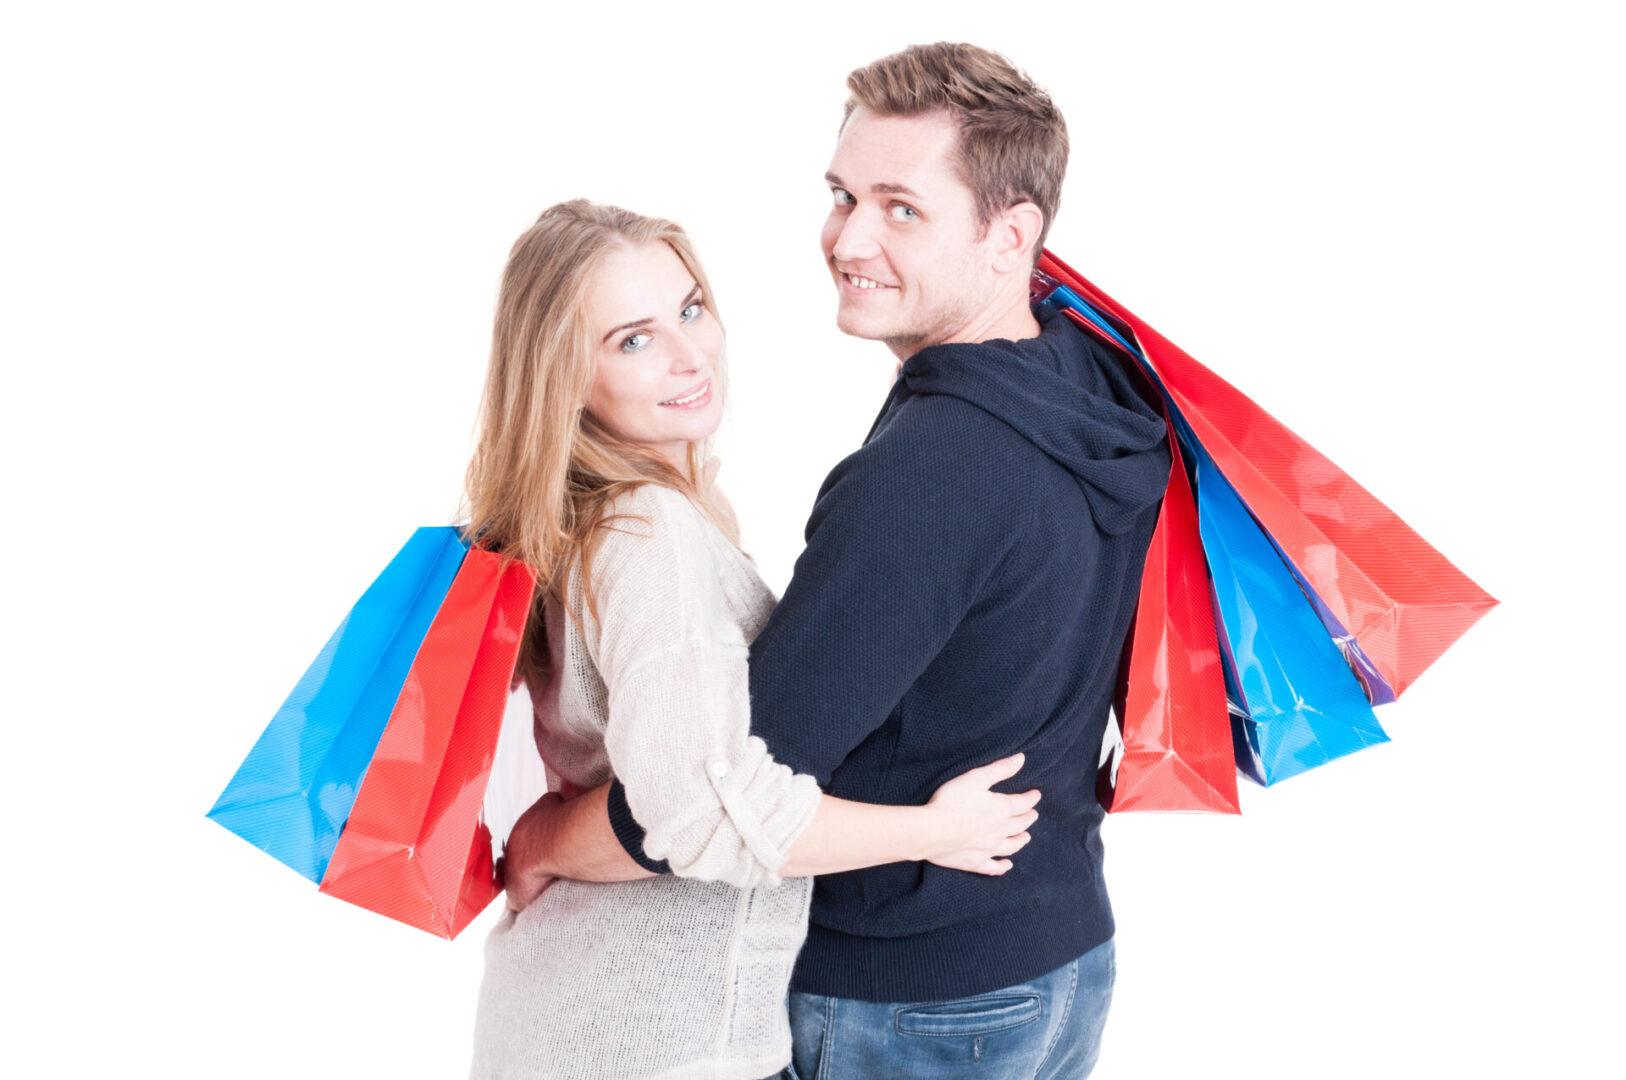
[460,201,1040,1080]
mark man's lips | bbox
[658,379,712,409]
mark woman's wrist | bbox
[899,803,943,864]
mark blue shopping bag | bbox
[1175,411,1390,785]
[1036,272,1395,788]
[207,527,469,880]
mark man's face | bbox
[821,106,999,355]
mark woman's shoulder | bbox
[588,483,717,576]
[598,482,709,543]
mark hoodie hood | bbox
[898,303,1169,535]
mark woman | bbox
[461,201,1039,1080]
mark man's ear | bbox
[989,202,1045,273]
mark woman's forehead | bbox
[587,241,697,326]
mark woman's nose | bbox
[669,329,705,373]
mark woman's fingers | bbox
[994,832,1032,858]
[960,752,1025,788]
[1007,788,1042,813]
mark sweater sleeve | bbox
[746,396,1033,786]
[584,485,822,889]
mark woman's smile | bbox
[658,379,712,409]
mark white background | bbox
[3,1,1621,1077]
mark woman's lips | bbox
[658,379,712,409]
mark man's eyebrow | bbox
[600,282,702,345]
[824,172,922,199]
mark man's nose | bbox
[831,207,882,263]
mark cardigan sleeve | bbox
[582,485,821,889]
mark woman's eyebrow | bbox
[601,316,652,344]
[600,283,702,344]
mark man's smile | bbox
[841,271,898,293]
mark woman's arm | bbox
[508,485,1037,904]
[780,753,1038,877]
[501,754,1039,910]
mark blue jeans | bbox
[781,938,1115,1079]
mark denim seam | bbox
[815,995,836,1080]
[1034,960,1080,1075]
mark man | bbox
[506,43,1170,1077]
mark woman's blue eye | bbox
[621,332,652,353]
[889,204,918,222]
[680,302,702,323]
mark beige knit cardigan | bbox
[469,483,822,1080]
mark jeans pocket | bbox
[894,994,1043,1037]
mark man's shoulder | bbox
[812,392,1035,526]
[874,387,1035,460]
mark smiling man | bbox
[503,43,1172,1079]
[822,109,1045,354]
[735,46,1169,1077]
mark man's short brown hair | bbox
[844,42,1069,255]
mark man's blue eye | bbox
[680,302,702,323]
[889,204,918,222]
[833,188,854,205]
[621,332,652,353]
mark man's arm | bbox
[499,785,651,911]
[745,396,1035,782]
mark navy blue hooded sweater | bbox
[608,302,1170,1002]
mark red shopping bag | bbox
[1038,250,1495,699]
[1100,409,1240,814]
[318,547,537,938]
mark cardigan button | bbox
[709,760,729,779]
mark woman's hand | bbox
[921,753,1040,876]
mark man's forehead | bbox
[827,106,963,199]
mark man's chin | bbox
[837,311,928,357]
[836,306,901,343]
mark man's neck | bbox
[888,290,1042,363]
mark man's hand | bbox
[500,791,566,913]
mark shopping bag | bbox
[1099,405,1240,813]
[207,528,469,881]
[1177,410,1390,785]
[317,547,537,939]
[1036,250,1496,700]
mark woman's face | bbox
[583,240,723,470]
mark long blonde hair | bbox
[456,200,734,674]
